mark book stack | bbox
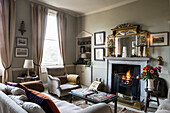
[71,88,94,97]
[87,92,114,101]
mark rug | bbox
[71,99,140,113]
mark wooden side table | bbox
[17,75,38,83]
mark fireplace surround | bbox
[106,57,150,102]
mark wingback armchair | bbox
[48,74,81,97]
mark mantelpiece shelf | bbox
[105,57,150,61]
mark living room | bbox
[0,0,170,113]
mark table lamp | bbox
[23,59,34,77]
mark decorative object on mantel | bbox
[94,31,105,45]
[18,21,26,35]
[150,32,169,46]
[141,65,161,91]
[106,23,149,57]
[157,56,163,65]
[122,46,127,57]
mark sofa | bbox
[155,88,170,113]
[0,82,113,113]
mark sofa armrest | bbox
[76,103,113,113]
[168,88,170,99]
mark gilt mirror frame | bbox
[107,23,149,57]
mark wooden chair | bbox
[144,79,160,112]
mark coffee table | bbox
[69,89,118,113]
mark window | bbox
[42,12,63,66]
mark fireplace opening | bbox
[112,64,140,101]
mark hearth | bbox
[112,64,140,101]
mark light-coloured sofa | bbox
[0,83,113,113]
[155,88,170,113]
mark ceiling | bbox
[35,0,138,16]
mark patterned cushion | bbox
[25,88,60,113]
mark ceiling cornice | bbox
[81,0,138,17]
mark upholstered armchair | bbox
[48,74,81,97]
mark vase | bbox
[147,79,154,91]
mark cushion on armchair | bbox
[54,75,67,84]
[67,74,79,85]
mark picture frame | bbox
[150,32,169,46]
[94,48,105,61]
[94,31,105,45]
[16,37,28,47]
[15,48,28,57]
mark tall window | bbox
[42,12,63,66]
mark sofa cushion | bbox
[67,74,79,84]
[55,75,67,84]
[0,83,7,93]
[8,95,25,106]
[7,85,25,95]
[25,88,60,113]
[158,99,170,110]
[20,80,44,92]
[22,102,45,113]
[60,84,80,90]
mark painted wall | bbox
[11,0,77,82]
[77,0,170,89]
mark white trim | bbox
[82,0,138,16]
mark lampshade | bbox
[81,53,87,58]
[23,59,34,68]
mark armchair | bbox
[48,74,81,97]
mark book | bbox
[71,88,94,97]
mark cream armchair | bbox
[48,74,81,97]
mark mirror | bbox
[115,35,137,57]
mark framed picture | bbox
[94,48,105,61]
[16,48,28,57]
[150,32,169,46]
[16,37,28,47]
[94,31,105,45]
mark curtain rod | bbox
[29,0,80,17]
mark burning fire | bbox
[122,70,131,85]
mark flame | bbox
[126,70,131,80]
[122,70,131,85]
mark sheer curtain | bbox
[0,0,16,83]
[57,12,67,73]
[31,3,48,79]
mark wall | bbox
[11,0,77,82]
[77,0,170,89]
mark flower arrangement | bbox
[141,65,161,80]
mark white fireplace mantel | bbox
[105,57,150,101]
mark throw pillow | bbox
[67,74,79,84]
[22,102,45,113]
[5,82,19,87]
[7,85,25,95]
[89,81,101,91]
[0,83,7,93]
[25,88,60,113]
[8,95,25,106]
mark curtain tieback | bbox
[5,65,11,70]
[33,62,40,66]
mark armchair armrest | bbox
[48,75,61,94]
[76,103,112,113]
[168,88,170,99]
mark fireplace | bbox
[112,64,140,101]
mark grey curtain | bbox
[31,3,48,79]
[57,12,67,73]
[0,0,16,83]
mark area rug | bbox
[71,99,140,113]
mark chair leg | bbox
[144,92,150,112]
[156,95,160,106]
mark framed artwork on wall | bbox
[94,31,105,45]
[16,37,28,47]
[94,48,105,61]
[15,48,28,57]
[150,32,169,46]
